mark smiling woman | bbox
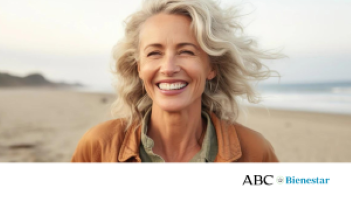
[139,14,215,115]
[71,0,280,162]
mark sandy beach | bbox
[0,88,350,162]
[237,106,351,162]
[0,88,114,162]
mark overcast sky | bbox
[0,0,350,88]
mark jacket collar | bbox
[118,112,242,162]
[209,113,242,162]
[118,124,142,162]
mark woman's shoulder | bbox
[71,118,128,162]
[232,122,279,162]
[82,118,128,141]
[209,113,278,162]
[233,123,269,146]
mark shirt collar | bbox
[189,111,218,162]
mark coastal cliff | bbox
[0,72,82,87]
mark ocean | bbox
[254,81,351,115]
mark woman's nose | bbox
[160,54,180,76]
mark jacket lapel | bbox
[209,113,242,162]
[118,124,142,162]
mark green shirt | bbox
[139,109,218,162]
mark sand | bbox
[237,106,351,162]
[0,88,113,162]
[0,88,350,162]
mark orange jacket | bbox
[71,113,278,162]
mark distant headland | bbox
[0,72,83,88]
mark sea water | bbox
[253,81,351,115]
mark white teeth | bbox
[159,82,187,90]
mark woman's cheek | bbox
[140,63,159,98]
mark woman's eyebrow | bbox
[144,43,163,51]
[176,43,199,50]
[143,43,199,51]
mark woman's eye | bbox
[180,50,194,55]
[147,52,161,57]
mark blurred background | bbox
[0,0,350,162]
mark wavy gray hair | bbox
[111,0,281,129]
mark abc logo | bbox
[242,175,274,186]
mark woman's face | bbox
[138,13,215,112]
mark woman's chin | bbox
[154,101,189,113]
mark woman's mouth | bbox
[157,82,188,91]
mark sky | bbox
[1,0,351,88]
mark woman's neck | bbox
[148,99,206,162]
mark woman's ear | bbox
[207,69,216,80]
[207,61,216,80]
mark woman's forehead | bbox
[139,13,198,48]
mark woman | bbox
[71,0,279,162]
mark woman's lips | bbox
[156,83,188,95]
[158,82,187,90]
